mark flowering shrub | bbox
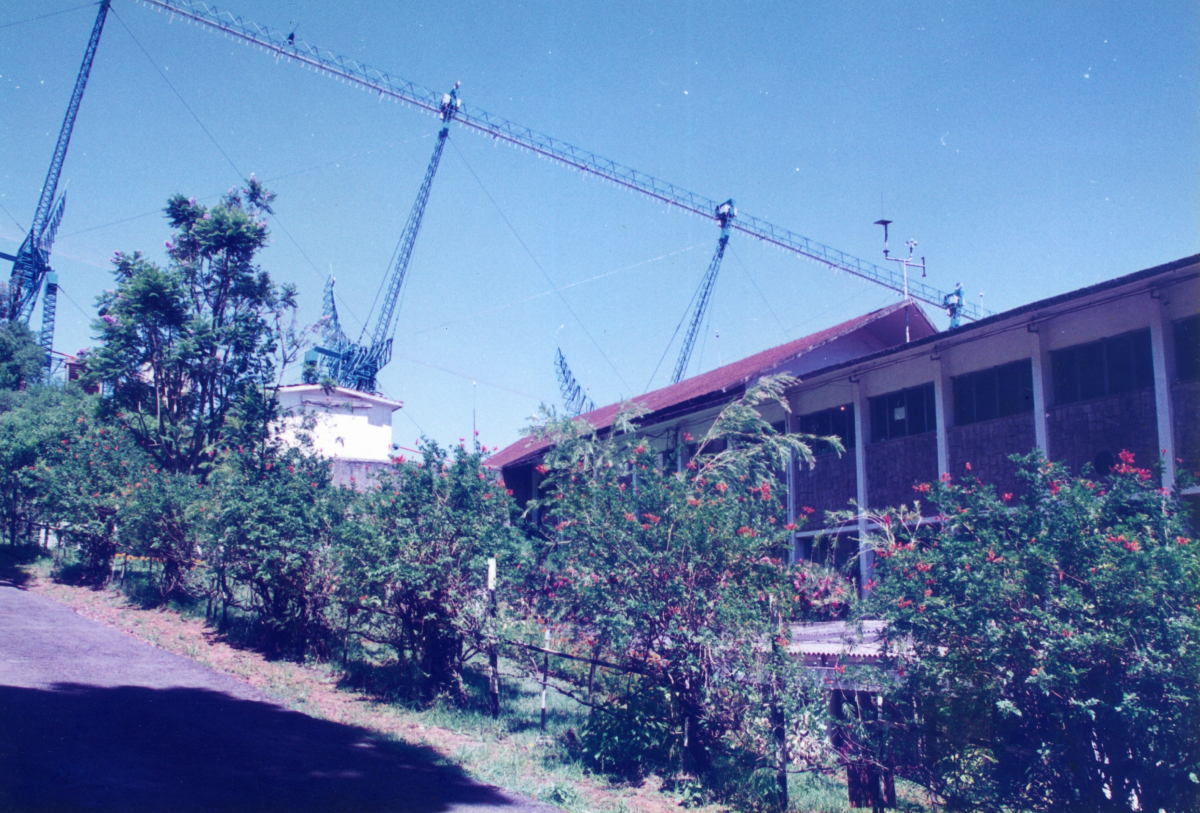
[866,452,1200,812]
[519,376,850,793]
[338,440,524,700]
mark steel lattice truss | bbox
[139,0,986,321]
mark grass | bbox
[15,546,933,811]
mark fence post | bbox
[540,628,550,731]
[768,605,789,811]
[487,556,500,719]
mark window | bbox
[952,359,1034,426]
[1052,329,1153,405]
[1176,315,1200,382]
[869,383,936,443]
[798,404,855,455]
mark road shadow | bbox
[0,545,39,588]
[0,683,528,813]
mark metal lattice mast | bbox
[671,200,734,384]
[555,348,594,416]
[309,86,460,392]
[138,0,985,322]
[9,0,110,326]
[39,273,59,375]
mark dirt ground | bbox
[4,568,692,813]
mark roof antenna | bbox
[875,220,926,342]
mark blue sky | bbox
[1,0,1196,451]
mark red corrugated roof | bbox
[487,301,932,469]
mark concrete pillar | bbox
[1150,300,1177,490]
[933,354,950,477]
[851,381,873,590]
[786,411,801,563]
[1029,325,1051,457]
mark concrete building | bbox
[276,384,402,488]
[489,254,1200,586]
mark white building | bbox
[276,384,402,487]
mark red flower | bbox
[1049,480,1062,495]
[736,526,756,537]
[624,513,636,522]
[1002,493,1013,502]
[535,464,549,474]
[784,522,796,531]
[682,432,694,442]
[965,461,972,471]
[802,506,815,516]
[1119,449,1136,465]
[913,482,931,493]
[634,445,646,455]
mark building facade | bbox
[490,254,1200,587]
[276,384,403,488]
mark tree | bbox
[84,180,300,476]
[519,376,850,790]
[0,320,44,393]
[206,447,347,658]
[865,453,1200,812]
[339,440,525,700]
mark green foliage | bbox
[866,452,1200,812]
[518,376,850,786]
[83,180,302,476]
[0,321,44,391]
[341,440,525,700]
[0,387,93,547]
[206,448,347,657]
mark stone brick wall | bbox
[794,452,857,524]
[865,432,938,510]
[1172,380,1200,479]
[948,412,1037,496]
[331,458,394,491]
[1047,387,1159,479]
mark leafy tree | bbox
[24,393,154,580]
[0,387,90,546]
[0,321,44,392]
[84,180,301,476]
[206,447,348,658]
[340,440,525,700]
[864,453,1200,812]
[519,376,850,787]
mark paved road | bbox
[0,583,554,813]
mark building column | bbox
[933,354,950,477]
[786,411,801,563]
[1029,325,1050,457]
[1149,300,1177,490]
[851,381,873,590]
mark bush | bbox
[866,452,1200,812]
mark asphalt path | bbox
[0,582,555,813]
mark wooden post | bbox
[487,557,500,719]
[768,605,789,811]
[586,642,600,703]
[540,628,550,731]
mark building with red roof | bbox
[489,254,1200,591]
